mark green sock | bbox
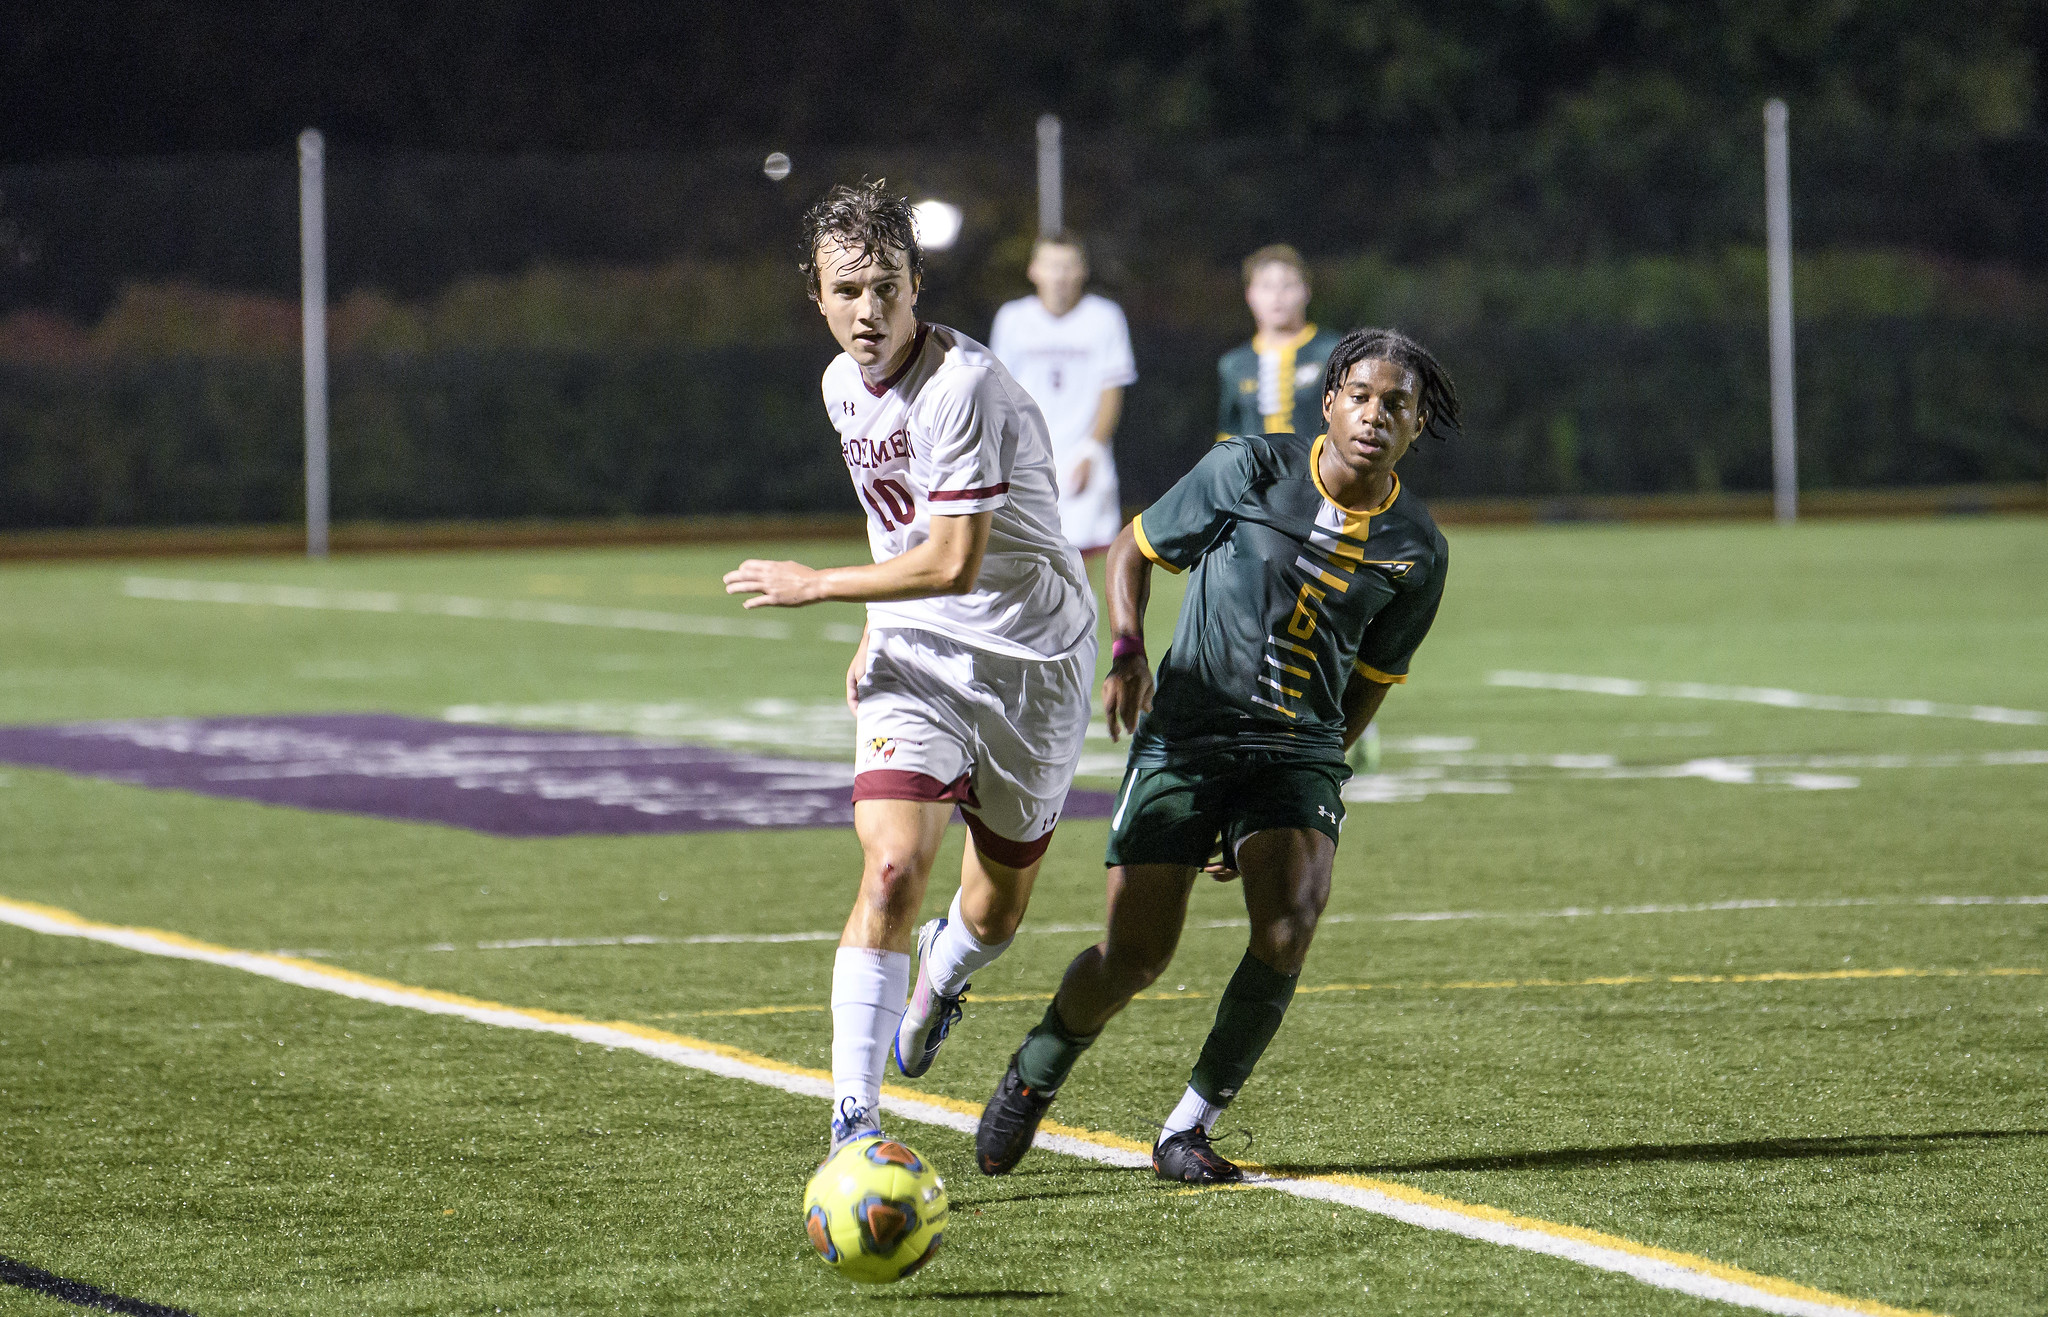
[1188,949,1299,1105]
[1014,998,1098,1092]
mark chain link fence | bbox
[2,122,2044,529]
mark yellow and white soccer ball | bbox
[803,1136,949,1283]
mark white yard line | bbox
[364,894,2046,957]
[1489,671,2047,727]
[119,575,864,643]
[0,894,1936,1317]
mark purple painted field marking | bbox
[0,714,1117,838]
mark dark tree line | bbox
[3,1,2042,165]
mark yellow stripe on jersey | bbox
[1257,323,1319,433]
[1354,660,1407,684]
[1308,434,1401,538]
[1265,654,1311,680]
[1307,527,1367,562]
[1294,555,1351,592]
[1131,514,1183,574]
[1269,637,1318,661]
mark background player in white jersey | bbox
[724,181,1098,1152]
[988,232,1138,557]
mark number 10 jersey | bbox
[822,322,1097,662]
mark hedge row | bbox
[2,320,2042,529]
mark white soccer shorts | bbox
[851,626,1096,867]
[1055,437,1123,553]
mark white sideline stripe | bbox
[391,896,2048,955]
[1257,1174,1879,1317]
[1490,670,2048,727]
[0,896,1929,1317]
[121,575,810,642]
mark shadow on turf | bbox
[1267,1128,2048,1177]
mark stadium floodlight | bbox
[763,152,791,181]
[1764,98,1797,525]
[299,129,329,559]
[911,199,962,251]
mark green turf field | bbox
[1,516,2043,1316]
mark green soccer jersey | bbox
[1216,324,1342,441]
[1131,432,1449,761]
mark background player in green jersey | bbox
[976,327,1461,1184]
[1215,245,1342,442]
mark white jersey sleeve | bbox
[918,368,1012,515]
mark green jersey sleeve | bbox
[1352,532,1449,683]
[1133,439,1259,574]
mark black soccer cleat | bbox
[974,1053,1058,1176]
[1152,1127,1245,1184]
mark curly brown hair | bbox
[799,179,923,302]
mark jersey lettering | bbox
[842,428,912,471]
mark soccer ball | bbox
[802,1136,949,1283]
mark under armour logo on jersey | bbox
[842,400,856,415]
[1318,805,1339,823]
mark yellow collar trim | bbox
[1253,322,1318,354]
[1310,434,1400,519]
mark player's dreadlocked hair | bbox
[799,179,924,302]
[1322,327,1463,442]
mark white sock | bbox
[925,888,1013,997]
[830,947,911,1127]
[1160,1085,1227,1140]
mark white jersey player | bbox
[988,234,1137,554]
[725,182,1098,1153]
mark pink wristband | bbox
[1111,635,1145,661]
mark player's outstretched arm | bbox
[1341,669,1394,751]
[1101,521,1155,741]
[723,512,992,608]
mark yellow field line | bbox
[0,895,1945,1317]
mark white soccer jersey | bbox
[988,292,1138,456]
[823,323,1097,662]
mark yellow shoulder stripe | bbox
[1132,514,1184,574]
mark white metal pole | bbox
[1036,114,1063,237]
[299,128,330,558]
[1764,99,1797,525]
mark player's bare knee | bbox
[1100,939,1173,995]
[861,852,929,919]
[1251,911,1320,975]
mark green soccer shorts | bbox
[1103,746,1349,869]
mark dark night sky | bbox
[3,1,2044,165]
